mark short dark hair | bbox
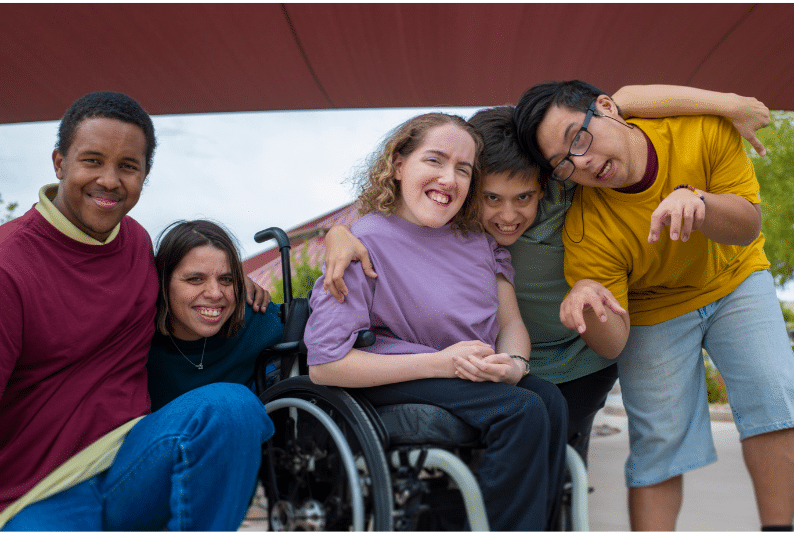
[57,91,156,173]
[154,220,246,339]
[513,80,610,171]
[468,105,547,191]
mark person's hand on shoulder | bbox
[323,225,378,303]
[245,275,271,312]
[728,95,770,157]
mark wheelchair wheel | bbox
[260,378,394,531]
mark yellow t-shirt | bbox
[563,115,769,326]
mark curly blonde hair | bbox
[354,113,484,234]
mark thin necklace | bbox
[168,334,206,370]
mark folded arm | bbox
[613,84,771,156]
[308,340,494,388]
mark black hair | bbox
[154,220,246,339]
[468,105,547,191]
[57,91,156,173]
[513,80,611,172]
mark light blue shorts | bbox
[617,270,794,487]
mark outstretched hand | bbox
[560,279,626,334]
[648,187,706,243]
[322,225,378,303]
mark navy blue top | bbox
[147,301,283,411]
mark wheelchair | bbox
[253,227,589,531]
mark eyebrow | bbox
[78,149,143,166]
[482,188,538,197]
[548,121,579,162]
[424,149,473,170]
[179,270,232,278]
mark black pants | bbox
[357,374,568,531]
[556,363,619,465]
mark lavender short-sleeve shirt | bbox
[305,213,514,365]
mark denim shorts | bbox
[616,270,794,487]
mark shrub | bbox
[268,244,323,303]
[703,351,728,404]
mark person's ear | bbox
[596,94,620,118]
[393,153,404,181]
[52,149,64,180]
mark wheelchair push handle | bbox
[254,227,293,307]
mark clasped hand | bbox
[445,341,525,385]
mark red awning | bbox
[2,3,794,124]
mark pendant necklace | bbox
[169,334,206,370]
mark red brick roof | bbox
[245,201,361,290]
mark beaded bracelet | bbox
[673,184,705,204]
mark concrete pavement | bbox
[240,397,763,532]
[588,409,759,531]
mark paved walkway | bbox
[588,409,759,531]
[240,398,762,532]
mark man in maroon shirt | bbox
[0,92,273,530]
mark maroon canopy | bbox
[2,3,793,124]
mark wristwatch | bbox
[511,355,531,376]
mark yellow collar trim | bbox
[34,184,120,245]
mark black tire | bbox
[260,377,393,531]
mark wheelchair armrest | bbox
[353,330,375,348]
[269,341,300,353]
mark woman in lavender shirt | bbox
[303,113,567,531]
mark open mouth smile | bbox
[493,222,520,234]
[427,190,451,205]
[596,160,613,180]
[196,307,224,321]
[90,194,121,209]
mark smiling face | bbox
[168,245,236,341]
[480,170,543,246]
[536,96,644,190]
[52,117,148,242]
[392,123,476,228]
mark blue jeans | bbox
[556,363,619,465]
[3,383,274,531]
[357,374,568,531]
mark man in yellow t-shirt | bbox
[515,80,794,531]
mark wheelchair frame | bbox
[253,227,589,531]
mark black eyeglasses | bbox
[550,99,597,182]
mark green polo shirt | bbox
[507,179,613,384]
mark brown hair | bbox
[154,220,246,338]
[354,113,484,233]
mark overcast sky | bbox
[2,108,793,301]
[0,106,477,258]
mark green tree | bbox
[748,111,794,286]
[268,244,323,303]
[0,193,18,224]
[782,301,794,324]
